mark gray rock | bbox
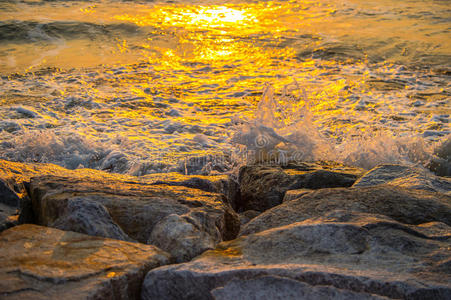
[211,276,388,300]
[0,159,240,262]
[283,189,313,202]
[0,203,18,232]
[142,172,240,209]
[238,161,365,212]
[0,179,19,207]
[0,224,170,299]
[148,213,217,263]
[0,180,19,231]
[51,198,132,242]
[28,174,240,263]
[241,185,451,236]
[239,210,260,226]
[353,164,451,195]
[142,210,451,300]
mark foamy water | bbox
[0,0,449,175]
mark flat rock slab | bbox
[0,159,234,200]
[0,224,171,300]
[29,174,239,262]
[241,185,451,236]
[238,161,365,212]
[142,210,451,300]
[353,164,451,195]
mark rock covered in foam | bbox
[238,161,365,212]
[0,224,170,299]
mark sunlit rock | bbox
[353,164,451,194]
[142,210,451,300]
[28,173,239,262]
[283,188,313,202]
[0,224,171,299]
[241,185,451,236]
[238,161,365,212]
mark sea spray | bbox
[231,83,447,174]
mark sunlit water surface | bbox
[0,0,449,174]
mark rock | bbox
[238,210,260,226]
[148,213,217,263]
[238,162,365,212]
[211,276,388,300]
[0,159,240,262]
[0,180,19,231]
[0,203,18,232]
[0,159,239,220]
[353,164,451,195]
[0,179,20,207]
[283,189,313,202]
[142,172,240,209]
[0,224,171,299]
[51,198,132,242]
[142,210,451,300]
[241,185,451,236]
[28,174,240,262]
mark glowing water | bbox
[0,0,449,174]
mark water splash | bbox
[232,83,445,172]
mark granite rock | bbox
[238,161,364,212]
[0,224,170,300]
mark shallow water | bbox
[0,0,449,174]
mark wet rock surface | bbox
[1,159,451,299]
[142,208,451,300]
[28,174,239,262]
[240,185,451,236]
[0,179,19,231]
[0,224,171,300]
[353,164,451,194]
[238,161,365,212]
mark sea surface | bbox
[0,0,450,175]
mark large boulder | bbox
[28,174,240,263]
[238,161,365,212]
[142,209,451,300]
[353,164,451,195]
[240,185,451,236]
[0,159,239,221]
[0,224,170,299]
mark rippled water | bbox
[0,0,449,174]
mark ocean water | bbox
[0,0,449,175]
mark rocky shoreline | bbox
[0,159,450,299]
